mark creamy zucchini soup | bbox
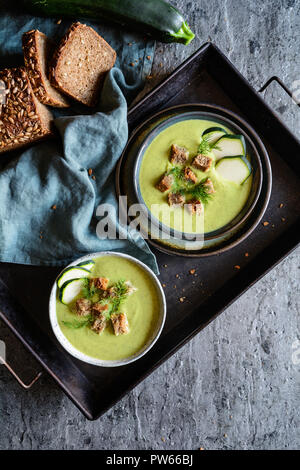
[139,119,252,234]
[56,256,160,361]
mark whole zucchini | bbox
[23,0,195,45]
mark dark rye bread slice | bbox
[0,67,53,154]
[49,22,117,107]
[22,29,70,108]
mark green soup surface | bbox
[139,119,252,233]
[56,256,160,361]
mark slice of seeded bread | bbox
[0,67,53,154]
[49,22,117,107]
[22,29,70,108]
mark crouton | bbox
[184,167,197,184]
[111,313,129,336]
[192,154,213,172]
[75,298,92,316]
[156,174,173,192]
[170,144,189,164]
[168,192,185,207]
[91,314,106,334]
[90,277,109,290]
[186,199,203,216]
[203,178,215,194]
[92,302,109,316]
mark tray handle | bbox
[0,353,42,390]
[259,76,300,106]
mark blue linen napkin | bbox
[0,3,158,273]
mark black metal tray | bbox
[1,43,300,420]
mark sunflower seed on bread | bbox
[22,29,70,108]
[49,22,117,107]
[0,66,53,154]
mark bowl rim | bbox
[49,251,167,367]
[133,107,263,241]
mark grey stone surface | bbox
[0,0,299,450]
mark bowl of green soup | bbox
[121,103,271,255]
[49,252,166,367]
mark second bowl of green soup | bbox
[49,252,166,367]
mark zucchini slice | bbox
[59,278,85,305]
[76,260,95,272]
[202,127,228,145]
[216,156,252,184]
[57,266,90,289]
[213,135,246,160]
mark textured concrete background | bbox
[0,0,299,450]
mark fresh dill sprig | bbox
[114,279,129,297]
[81,278,97,299]
[167,166,184,191]
[188,178,212,204]
[167,167,188,194]
[168,166,183,178]
[62,315,93,329]
[97,279,130,316]
[198,136,220,155]
[62,279,132,328]
[198,135,211,155]
[166,166,212,205]
[110,279,129,314]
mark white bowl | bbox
[49,252,166,367]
